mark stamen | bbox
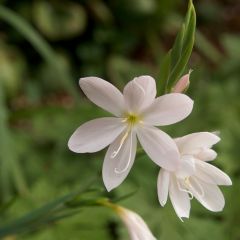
[111,130,129,158]
[177,180,193,200]
[121,118,128,123]
[114,131,133,174]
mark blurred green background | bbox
[0,0,239,239]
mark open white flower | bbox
[68,76,193,191]
[157,132,232,221]
[116,206,157,240]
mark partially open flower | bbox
[116,206,157,240]
[157,132,232,221]
[68,76,193,191]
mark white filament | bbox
[114,131,133,174]
[111,130,129,158]
[177,180,194,200]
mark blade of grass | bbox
[0,179,98,237]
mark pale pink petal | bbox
[195,160,232,186]
[189,178,225,212]
[157,169,170,206]
[80,77,125,116]
[172,73,190,93]
[195,148,217,161]
[176,132,220,155]
[68,118,125,153]
[143,93,193,126]
[169,176,190,220]
[137,125,180,171]
[102,131,137,191]
[175,155,196,179]
[123,76,156,113]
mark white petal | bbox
[118,207,157,240]
[157,169,170,206]
[68,118,125,153]
[123,76,156,113]
[169,176,190,220]
[195,160,232,186]
[175,155,196,179]
[137,125,180,171]
[189,178,225,212]
[80,77,125,116]
[195,148,217,161]
[143,93,193,126]
[102,130,137,191]
[176,132,220,155]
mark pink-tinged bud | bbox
[172,71,192,93]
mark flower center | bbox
[177,178,194,199]
[122,113,142,127]
[177,177,205,200]
[127,114,139,124]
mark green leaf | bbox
[158,0,196,94]
[157,50,172,93]
[0,180,97,237]
[171,25,185,67]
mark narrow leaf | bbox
[158,0,196,93]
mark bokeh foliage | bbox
[0,0,239,239]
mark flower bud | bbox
[116,206,157,240]
[172,71,192,93]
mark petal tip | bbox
[67,137,77,153]
[179,215,189,222]
[208,132,221,144]
[79,77,88,89]
[79,77,91,86]
[225,177,232,186]
[104,181,115,192]
[159,199,167,207]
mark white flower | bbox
[68,76,193,191]
[157,132,232,221]
[117,206,157,240]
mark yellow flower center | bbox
[126,114,141,126]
